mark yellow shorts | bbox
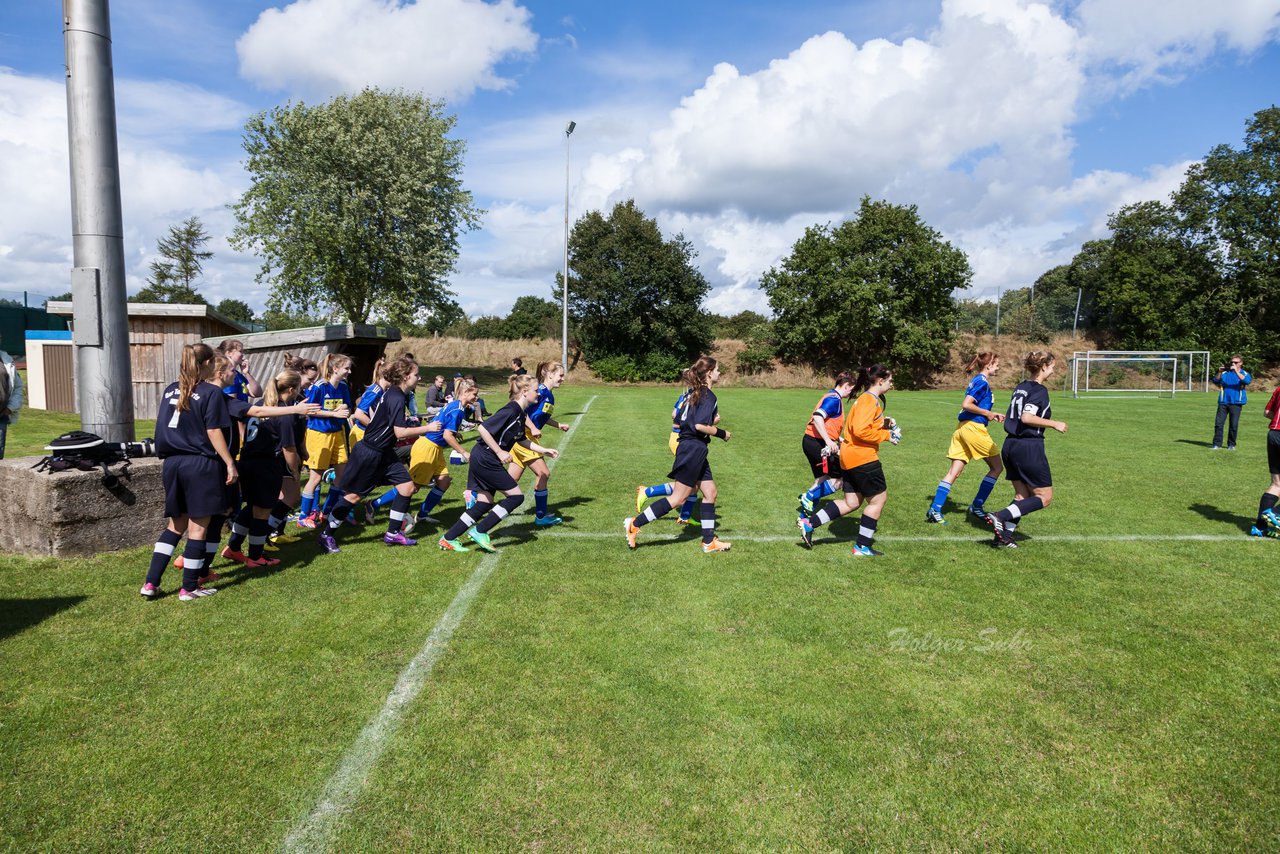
[668,431,679,455]
[510,441,544,469]
[408,438,449,486]
[305,429,349,471]
[348,424,365,446]
[947,420,999,462]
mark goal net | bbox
[1070,351,1211,398]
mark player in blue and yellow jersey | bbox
[298,353,352,527]
[217,339,263,402]
[635,386,700,523]
[926,352,1005,524]
[987,352,1069,549]
[507,361,572,527]
[797,372,855,515]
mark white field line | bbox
[280,395,597,854]
[552,530,1264,544]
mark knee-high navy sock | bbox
[1258,493,1278,527]
[855,514,879,548]
[807,502,849,530]
[180,538,207,591]
[227,505,253,551]
[146,528,182,587]
[325,499,356,540]
[247,517,270,560]
[205,514,225,562]
[444,502,493,541]
[700,502,717,544]
[995,496,1044,524]
[476,494,524,534]
[387,493,412,534]
[634,497,672,528]
[322,485,343,514]
[269,500,291,535]
[534,488,549,519]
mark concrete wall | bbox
[0,456,164,556]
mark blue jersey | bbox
[958,374,994,425]
[525,384,555,430]
[425,399,467,448]
[305,380,352,433]
[222,370,252,402]
[356,383,384,416]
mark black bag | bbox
[32,431,132,486]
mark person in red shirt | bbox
[1249,387,1280,537]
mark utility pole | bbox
[63,0,135,441]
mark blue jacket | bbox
[1212,368,1252,405]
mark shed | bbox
[203,324,401,392]
[39,302,249,415]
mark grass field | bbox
[3,386,1279,851]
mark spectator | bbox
[0,334,23,459]
[1211,354,1252,450]
[511,357,527,376]
[424,374,448,417]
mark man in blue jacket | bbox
[1211,354,1252,450]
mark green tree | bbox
[710,310,770,339]
[563,200,712,364]
[761,197,969,386]
[505,295,561,340]
[465,315,508,340]
[231,88,481,324]
[215,298,255,325]
[134,216,212,304]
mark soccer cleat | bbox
[991,536,1019,549]
[987,513,1017,548]
[466,527,497,552]
[271,532,301,544]
[383,531,418,547]
[139,582,159,599]
[197,571,222,584]
[1248,525,1280,539]
[438,537,470,552]
[317,531,341,554]
[245,556,281,568]
[797,516,814,550]
[534,515,563,527]
[1227,445,1236,450]
[624,517,639,550]
[798,491,815,514]
[968,504,986,518]
[296,513,317,530]
[220,546,248,564]
[925,509,947,525]
[702,537,732,553]
[851,544,884,557]
[364,502,377,525]
[463,490,476,510]
[178,586,216,602]
[636,486,647,514]
[1210,445,1221,451]
[322,468,336,484]
[1265,509,1280,531]
[676,516,692,525]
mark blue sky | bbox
[1,0,1278,319]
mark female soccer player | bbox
[797,364,900,556]
[507,360,571,527]
[217,338,262,401]
[438,375,560,553]
[315,359,440,553]
[349,357,386,446]
[987,351,1068,549]
[298,354,352,526]
[625,356,732,553]
[1248,385,1280,538]
[139,343,237,602]
[635,386,700,524]
[797,372,855,515]
[391,377,479,534]
[926,352,1005,524]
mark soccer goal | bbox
[1070,350,1211,398]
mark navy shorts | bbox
[842,459,886,499]
[239,456,285,509]
[669,438,712,488]
[1268,430,1280,475]
[339,442,411,497]
[162,455,227,519]
[467,446,519,494]
[802,434,842,479]
[1002,437,1052,488]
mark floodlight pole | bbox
[1072,287,1082,338]
[63,0,135,441]
[561,120,575,372]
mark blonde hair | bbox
[177,343,215,412]
[263,369,302,409]
[536,360,564,384]
[452,377,477,398]
[508,374,537,399]
[318,352,352,381]
[212,353,233,379]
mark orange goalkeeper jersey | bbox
[839,391,890,470]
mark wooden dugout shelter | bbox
[202,323,401,393]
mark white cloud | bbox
[236,0,538,100]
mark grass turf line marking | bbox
[559,530,1264,544]
[281,395,597,854]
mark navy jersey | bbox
[225,397,255,456]
[425,399,466,448]
[223,369,251,402]
[958,374,994,425]
[1005,381,1051,439]
[671,390,690,434]
[306,380,352,433]
[155,381,230,458]
[278,412,302,454]
[678,388,719,443]
[360,385,408,452]
[481,400,528,452]
[526,384,555,430]
[240,415,282,460]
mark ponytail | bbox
[965,352,997,374]
[508,374,536,399]
[319,353,352,382]
[682,356,718,407]
[1024,351,1056,377]
[853,364,892,396]
[263,370,301,409]
[177,343,215,412]
[536,360,563,384]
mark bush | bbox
[591,355,637,382]
[736,324,776,375]
[591,352,685,382]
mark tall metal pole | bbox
[994,287,1002,337]
[561,120,575,372]
[1072,287,1082,339]
[63,0,134,441]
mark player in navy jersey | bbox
[140,343,237,602]
[217,339,262,402]
[926,353,1005,524]
[316,359,442,552]
[384,377,479,534]
[987,352,1068,549]
[626,356,732,553]
[438,375,560,553]
[349,357,386,446]
[635,387,702,523]
[507,361,572,526]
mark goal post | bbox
[1070,351,1211,398]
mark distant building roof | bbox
[45,301,250,333]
